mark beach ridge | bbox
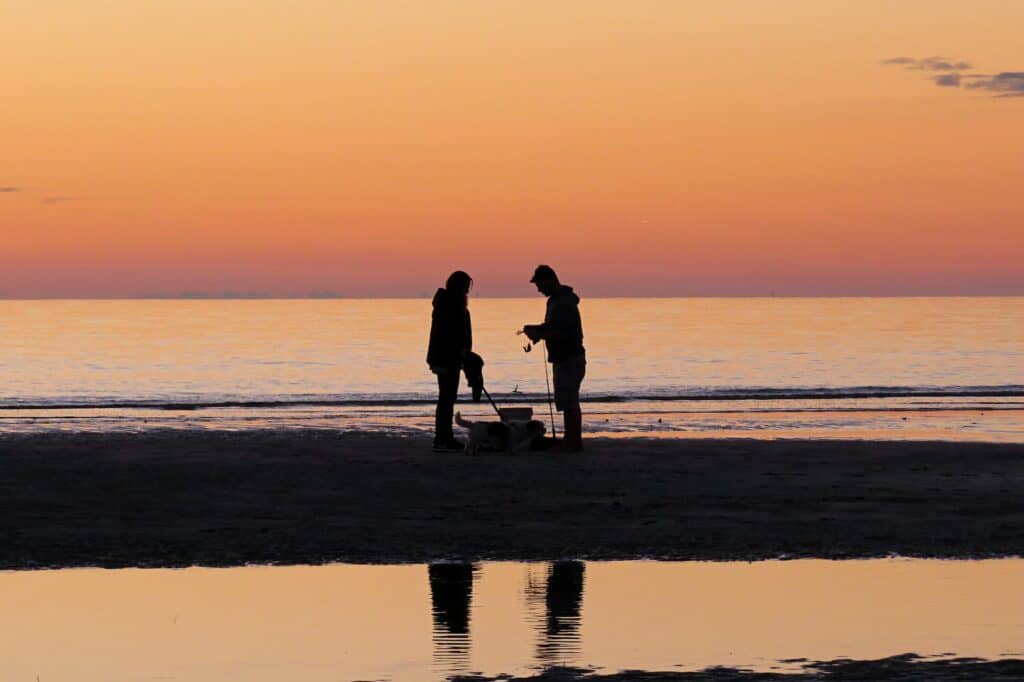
[1,431,1022,569]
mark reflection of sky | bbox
[2,299,1023,402]
[3,560,1023,681]
[2,399,1022,442]
[1,298,1022,441]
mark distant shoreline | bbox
[1,431,1022,570]
[1,294,1023,301]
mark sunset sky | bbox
[3,1,1022,297]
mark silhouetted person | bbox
[428,563,477,673]
[427,271,473,451]
[538,561,585,665]
[522,265,586,451]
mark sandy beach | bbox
[0,431,1020,569]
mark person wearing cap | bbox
[522,265,586,452]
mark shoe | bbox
[432,439,465,453]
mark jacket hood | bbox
[552,285,580,305]
[434,287,470,311]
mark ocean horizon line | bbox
[1,293,1023,301]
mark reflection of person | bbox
[426,271,473,451]
[546,561,585,635]
[428,563,476,674]
[428,563,475,634]
[538,561,586,664]
[522,265,586,451]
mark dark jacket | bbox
[426,288,472,369]
[544,285,585,364]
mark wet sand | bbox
[0,431,1022,569]
[453,656,1024,681]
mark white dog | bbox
[454,412,546,455]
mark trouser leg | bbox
[435,368,460,443]
[563,407,583,450]
[553,356,585,450]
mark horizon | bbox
[2,292,1024,302]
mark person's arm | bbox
[525,297,576,343]
[522,322,569,343]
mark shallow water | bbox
[2,396,1022,442]
[2,560,1022,681]
[1,298,1022,440]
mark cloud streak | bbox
[0,187,85,203]
[965,72,1024,97]
[933,73,961,87]
[883,56,1023,99]
[882,56,972,71]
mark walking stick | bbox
[541,341,557,440]
[517,330,557,440]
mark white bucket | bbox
[499,407,534,423]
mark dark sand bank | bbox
[0,431,1022,569]
[453,656,1024,681]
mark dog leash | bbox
[480,385,504,420]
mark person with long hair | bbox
[426,271,473,451]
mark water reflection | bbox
[534,561,586,666]
[3,298,1023,443]
[3,560,1023,681]
[430,561,585,675]
[429,563,479,674]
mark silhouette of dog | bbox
[454,412,546,455]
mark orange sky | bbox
[3,1,1023,297]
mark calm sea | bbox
[1,298,1021,441]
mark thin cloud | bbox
[965,72,1024,98]
[41,196,79,205]
[881,57,915,66]
[883,56,1023,99]
[0,186,21,193]
[882,56,972,71]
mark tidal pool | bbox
[2,559,1022,681]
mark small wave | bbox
[1,385,1022,411]
[645,385,1024,401]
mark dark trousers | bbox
[434,368,461,443]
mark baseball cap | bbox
[530,264,557,283]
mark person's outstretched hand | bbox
[522,325,542,343]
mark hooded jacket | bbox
[426,288,472,369]
[544,285,585,364]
